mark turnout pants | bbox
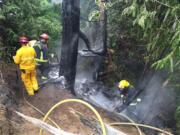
[21,69,39,96]
[38,62,50,78]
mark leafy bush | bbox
[0,0,62,60]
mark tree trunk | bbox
[100,0,107,55]
[16,112,77,135]
[79,30,105,55]
[59,0,80,94]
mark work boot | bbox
[34,90,39,94]
[33,87,39,94]
[27,90,34,96]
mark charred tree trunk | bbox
[59,0,80,94]
[79,30,105,55]
[100,0,107,55]
[79,0,107,55]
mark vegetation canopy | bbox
[0,0,61,60]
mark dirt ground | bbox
[14,85,142,135]
[0,63,142,135]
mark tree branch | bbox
[16,111,77,135]
[152,0,173,8]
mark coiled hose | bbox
[22,87,173,135]
[24,95,174,135]
[39,99,107,135]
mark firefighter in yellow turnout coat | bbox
[13,36,39,96]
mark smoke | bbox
[51,0,62,4]
[75,0,104,84]
[50,0,176,131]
[125,73,176,128]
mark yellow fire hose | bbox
[39,99,107,135]
[24,95,174,135]
[15,67,172,135]
[109,122,173,135]
[22,86,172,135]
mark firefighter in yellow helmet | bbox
[118,80,136,100]
[13,36,39,96]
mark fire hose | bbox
[23,96,173,135]
[39,99,107,135]
[19,74,173,135]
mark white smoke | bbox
[51,0,62,4]
[126,74,176,128]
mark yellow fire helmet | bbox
[118,80,130,90]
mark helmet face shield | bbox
[19,37,28,44]
[40,38,46,43]
[118,83,125,90]
[40,33,49,40]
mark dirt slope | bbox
[0,63,142,135]
[15,84,141,135]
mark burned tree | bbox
[79,0,107,55]
[100,0,107,55]
[59,0,80,94]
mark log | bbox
[15,111,78,135]
[15,109,128,135]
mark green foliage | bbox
[88,10,101,21]
[120,0,180,72]
[0,0,62,60]
[106,0,179,68]
[104,0,179,131]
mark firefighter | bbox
[33,33,49,80]
[13,36,38,96]
[118,80,136,101]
